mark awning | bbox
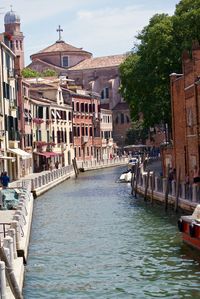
[34,152,62,158]
[0,155,16,162]
[8,148,32,160]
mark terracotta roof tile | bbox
[68,54,127,71]
[32,41,91,56]
[112,102,130,110]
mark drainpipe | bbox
[15,55,24,149]
[195,79,200,167]
[1,43,8,172]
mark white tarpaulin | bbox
[8,148,32,160]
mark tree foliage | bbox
[120,0,200,129]
[21,68,40,78]
[21,68,57,78]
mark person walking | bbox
[1,171,10,189]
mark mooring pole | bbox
[174,167,181,213]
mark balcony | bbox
[81,136,89,144]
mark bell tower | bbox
[4,7,24,69]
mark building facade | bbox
[162,43,200,181]
[28,30,131,147]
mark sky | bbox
[0,0,180,66]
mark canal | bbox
[23,166,200,299]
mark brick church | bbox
[27,26,131,147]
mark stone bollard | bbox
[18,204,27,221]
[14,211,26,226]
[0,261,6,299]
[19,200,28,215]
[8,228,17,259]
[4,236,14,269]
[11,220,21,250]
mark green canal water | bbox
[23,166,200,299]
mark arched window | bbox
[115,116,119,124]
[76,102,79,112]
[126,115,130,123]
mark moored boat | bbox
[119,169,132,182]
[178,205,200,250]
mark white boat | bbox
[119,169,132,182]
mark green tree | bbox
[21,67,40,78]
[120,14,177,128]
[173,0,200,53]
[120,0,200,130]
[21,68,57,78]
[125,123,148,145]
[41,69,57,77]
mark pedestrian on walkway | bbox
[0,171,10,189]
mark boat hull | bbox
[179,217,200,251]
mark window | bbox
[101,87,109,99]
[46,107,49,119]
[38,106,43,118]
[81,126,84,136]
[62,56,68,67]
[77,127,80,136]
[121,113,124,124]
[76,102,79,112]
[73,126,76,137]
[89,127,93,137]
[47,131,50,142]
[38,130,42,141]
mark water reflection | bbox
[23,166,200,299]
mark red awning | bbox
[34,152,62,158]
[35,152,52,158]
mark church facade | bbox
[28,27,131,147]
